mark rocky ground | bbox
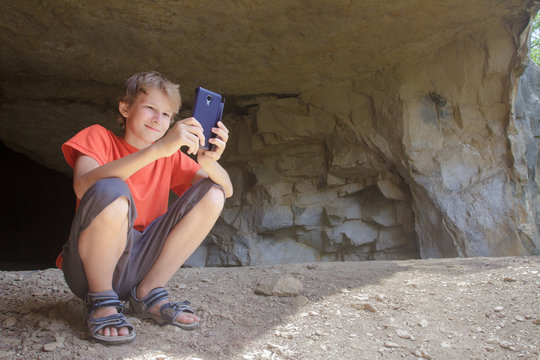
[0,256,539,360]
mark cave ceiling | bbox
[0,0,535,173]
[1,0,533,96]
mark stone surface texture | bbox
[0,1,539,266]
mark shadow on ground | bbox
[0,256,525,359]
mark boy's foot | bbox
[145,299,200,325]
[129,287,200,330]
[85,290,136,345]
[90,306,130,337]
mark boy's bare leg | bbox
[136,186,225,324]
[78,196,130,337]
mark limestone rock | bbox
[249,237,319,265]
[362,197,398,227]
[323,198,362,224]
[43,342,59,352]
[184,245,208,268]
[293,205,324,228]
[376,227,415,251]
[377,179,408,201]
[322,220,375,247]
[4,317,16,327]
[256,97,334,142]
[439,145,483,191]
[259,205,294,232]
[255,276,303,297]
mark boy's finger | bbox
[212,127,229,142]
[210,137,225,147]
[182,117,203,129]
[217,121,229,134]
[185,133,199,154]
[209,138,226,154]
[188,125,205,146]
[199,131,206,146]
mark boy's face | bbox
[119,87,174,149]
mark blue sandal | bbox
[86,290,136,345]
[128,287,199,330]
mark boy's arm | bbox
[192,121,233,198]
[192,163,233,198]
[73,118,205,199]
[73,145,161,199]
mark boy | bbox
[57,71,232,345]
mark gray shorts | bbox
[61,177,218,300]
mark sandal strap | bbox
[129,287,169,312]
[141,287,169,310]
[129,286,198,329]
[86,290,124,314]
[87,312,134,334]
[160,300,195,320]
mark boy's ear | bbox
[119,102,130,117]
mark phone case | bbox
[192,87,225,150]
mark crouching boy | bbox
[56,71,232,344]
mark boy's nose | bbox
[152,113,162,123]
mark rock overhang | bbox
[0,0,536,98]
[0,0,539,265]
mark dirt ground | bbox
[0,256,539,360]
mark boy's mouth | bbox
[145,124,160,133]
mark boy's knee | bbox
[87,178,132,209]
[92,178,131,198]
[99,196,130,225]
[201,186,225,212]
[86,178,132,225]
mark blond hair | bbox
[118,71,181,131]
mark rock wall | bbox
[513,60,540,252]
[396,27,540,258]
[192,88,418,266]
[187,20,540,266]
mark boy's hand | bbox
[197,121,229,166]
[155,117,205,157]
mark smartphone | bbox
[192,87,225,150]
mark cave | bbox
[0,141,74,269]
[0,1,539,269]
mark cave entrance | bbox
[0,141,75,270]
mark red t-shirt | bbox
[62,124,201,231]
